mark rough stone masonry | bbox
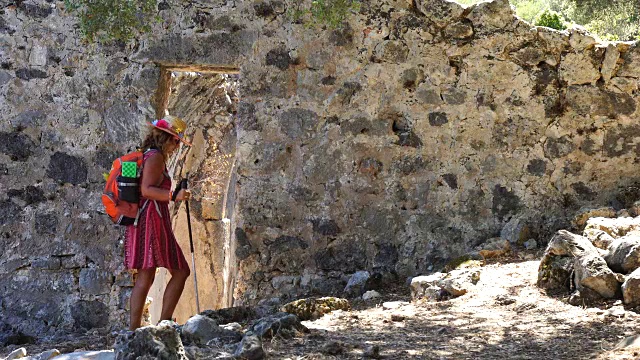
[2,0,640,336]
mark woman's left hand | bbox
[175,189,191,201]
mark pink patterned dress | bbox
[124,149,189,270]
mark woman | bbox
[124,116,192,330]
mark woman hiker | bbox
[125,116,192,330]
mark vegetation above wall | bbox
[457,0,640,41]
[63,0,158,43]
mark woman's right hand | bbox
[175,189,191,201]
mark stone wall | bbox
[2,0,640,336]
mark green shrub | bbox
[64,0,158,43]
[535,9,568,30]
[288,0,361,29]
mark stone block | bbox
[79,268,112,295]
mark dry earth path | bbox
[267,256,640,360]
[3,254,640,359]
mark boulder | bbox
[604,237,640,273]
[4,348,26,360]
[113,321,187,360]
[281,297,350,321]
[574,253,620,299]
[29,349,60,360]
[573,207,616,229]
[200,306,256,325]
[441,269,481,296]
[584,216,640,238]
[248,312,308,339]
[583,228,615,250]
[500,217,531,245]
[538,256,573,292]
[410,268,480,300]
[545,229,593,257]
[362,290,381,301]
[343,271,370,298]
[623,268,640,306]
[538,230,620,299]
[466,0,514,33]
[410,273,445,300]
[181,314,241,346]
[234,335,265,360]
[568,287,605,307]
[475,237,511,259]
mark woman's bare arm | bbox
[140,152,171,201]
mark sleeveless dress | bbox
[124,149,189,270]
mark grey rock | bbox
[344,271,370,297]
[71,300,109,329]
[583,229,616,250]
[362,290,381,300]
[466,0,514,33]
[46,152,88,185]
[604,237,640,274]
[574,252,620,299]
[265,47,292,70]
[182,314,241,346]
[373,41,409,63]
[0,132,36,162]
[248,312,308,338]
[113,322,187,360]
[440,269,481,296]
[31,257,61,270]
[410,269,480,299]
[622,268,640,306]
[52,351,114,360]
[4,348,26,360]
[79,268,112,295]
[279,108,318,140]
[29,349,61,360]
[234,335,264,360]
[500,217,531,245]
[416,0,465,28]
[15,68,48,80]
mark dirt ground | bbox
[4,252,640,359]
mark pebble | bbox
[382,301,410,310]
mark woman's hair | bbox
[140,128,176,157]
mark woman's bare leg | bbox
[160,268,191,321]
[129,268,156,330]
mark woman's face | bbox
[167,136,181,154]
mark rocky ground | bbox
[3,250,640,359]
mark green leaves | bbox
[64,0,158,44]
[288,0,361,29]
[535,9,567,31]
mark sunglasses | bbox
[172,137,181,145]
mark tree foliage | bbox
[64,0,158,43]
[456,0,640,40]
[535,9,567,30]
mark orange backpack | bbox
[102,151,144,225]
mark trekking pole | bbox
[182,174,200,314]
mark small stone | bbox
[362,290,381,301]
[390,314,406,322]
[524,239,538,250]
[363,344,381,358]
[32,349,61,360]
[4,348,27,360]
[382,301,410,310]
[234,335,264,360]
[321,340,345,355]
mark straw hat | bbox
[148,116,192,146]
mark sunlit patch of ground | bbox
[267,255,640,359]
